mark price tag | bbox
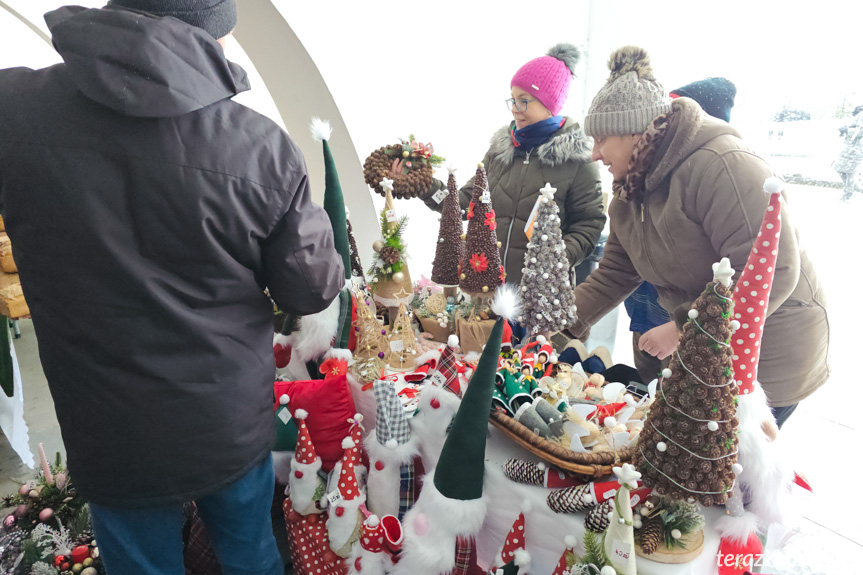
[276,406,292,425]
[390,339,405,352]
[431,371,448,386]
[386,209,397,222]
[432,189,449,204]
[612,539,632,560]
[326,490,343,506]
[602,488,617,500]
[481,190,491,204]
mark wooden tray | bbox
[489,410,633,479]
[635,528,704,564]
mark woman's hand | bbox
[390,158,404,178]
[638,321,680,360]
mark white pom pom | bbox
[730,320,741,331]
[541,234,548,241]
[490,284,522,321]
[763,176,784,195]
[688,309,699,319]
[513,548,531,567]
[707,421,719,432]
[624,394,637,407]
[657,442,667,452]
[633,513,641,522]
[294,408,308,420]
[584,493,594,504]
[671,529,682,540]
[633,519,643,529]
[310,117,332,142]
[385,438,398,449]
[604,416,617,428]
[732,463,743,475]
[537,462,547,471]
[366,514,380,527]
[448,334,460,348]
[536,335,547,344]
[661,368,672,378]
[601,567,617,575]
[279,394,290,405]
[342,437,355,449]
[618,517,625,524]
[353,413,364,424]
[565,535,576,548]
[550,353,558,363]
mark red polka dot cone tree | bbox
[493,503,531,574]
[366,378,420,521]
[289,408,324,517]
[391,287,518,575]
[714,177,796,575]
[347,514,387,575]
[328,437,366,557]
[459,163,504,296]
[431,170,465,287]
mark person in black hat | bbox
[669,77,737,123]
[0,1,344,573]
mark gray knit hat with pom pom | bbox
[584,46,671,138]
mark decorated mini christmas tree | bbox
[459,163,504,296]
[369,178,414,308]
[519,183,577,335]
[431,170,465,288]
[602,463,641,575]
[633,258,739,507]
[387,303,418,369]
[353,293,389,361]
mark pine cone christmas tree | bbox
[547,484,596,514]
[633,258,740,507]
[519,183,577,334]
[584,500,612,533]
[431,171,465,286]
[346,218,365,282]
[459,163,503,296]
[638,515,663,554]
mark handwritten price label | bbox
[612,539,632,560]
[386,209,397,223]
[432,189,449,204]
[431,371,448,386]
[481,190,491,204]
[389,339,405,352]
[326,490,343,506]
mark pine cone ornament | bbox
[502,458,545,486]
[584,500,612,533]
[380,246,401,265]
[638,515,663,554]
[547,484,597,514]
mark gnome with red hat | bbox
[328,436,367,557]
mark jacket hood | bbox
[45,5,249,118]
[488,117,593,167]
[645,97,741,190]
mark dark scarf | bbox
[510,116,565,149]
[612,109,674,203]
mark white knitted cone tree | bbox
[602,464,641,575]
[519,183,577,335]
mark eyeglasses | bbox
[505,97,537,112]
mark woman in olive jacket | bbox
[570,47,829,425]
[415,44,605,287]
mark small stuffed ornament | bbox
[366,379,421,521]
[602,463,641,575]
[288,408,324,517]
[551,535,578,575]
[493,504,532,574]
[347,514,387,575]
[328,437,366,557]
[391,286,518,575]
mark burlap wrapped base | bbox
[417,316,451,343]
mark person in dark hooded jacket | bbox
[0,1,343,573]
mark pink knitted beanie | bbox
[511,43,580,116]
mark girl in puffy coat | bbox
[570,46,829,427]
[412,44,606,288]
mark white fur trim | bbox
[490,284,521,321]
[290,296,342,364]
[513,548,531,567]
[714,510,760,544]
[288,456,323,515]
[272,450,294,485]
[347,545,387,575]
[415,347,443,367]
[564,535,576,548]
[324,348,354,362]
[294,408,308,420]
[735,383,794,529]
[328,493,366,551]
[389,472,488,575]
[463,351,481,363]
[410,385,461,470]
[365,430,420,517]
[310,117,332,142]
[343,437,356,449]
[273,332,291,347]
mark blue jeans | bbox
[89,455,283,575]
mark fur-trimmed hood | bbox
[488,117,593,167]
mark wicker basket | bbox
[490,410,634,479]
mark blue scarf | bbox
[511,116,565,149]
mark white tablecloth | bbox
[0,338,34,468]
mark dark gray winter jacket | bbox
[0,5,343,506]
[424,118,605,284]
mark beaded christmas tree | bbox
[518,183,577,335]
[387,303,418,369]
[633,258,740,507]
[431,170,464,287]
[459,163,504,296]
[353,293,389,361]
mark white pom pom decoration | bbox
[661,368,672,378]
[763,176,784,195]
[688,309,699,319]
[732,463,743,475]
[565,535,576,548]
[657,442,667,452]
[601,567,617,575]
[671,529,682,540]
[279,394,290,405]
[342,437,355,449]
[604,417,618,428]
[633,519,642,529]
[730,320,741,331]
[448,335,460,348]
[707,421,719,432]
[385,438,398,449]
[294,408,308,420]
